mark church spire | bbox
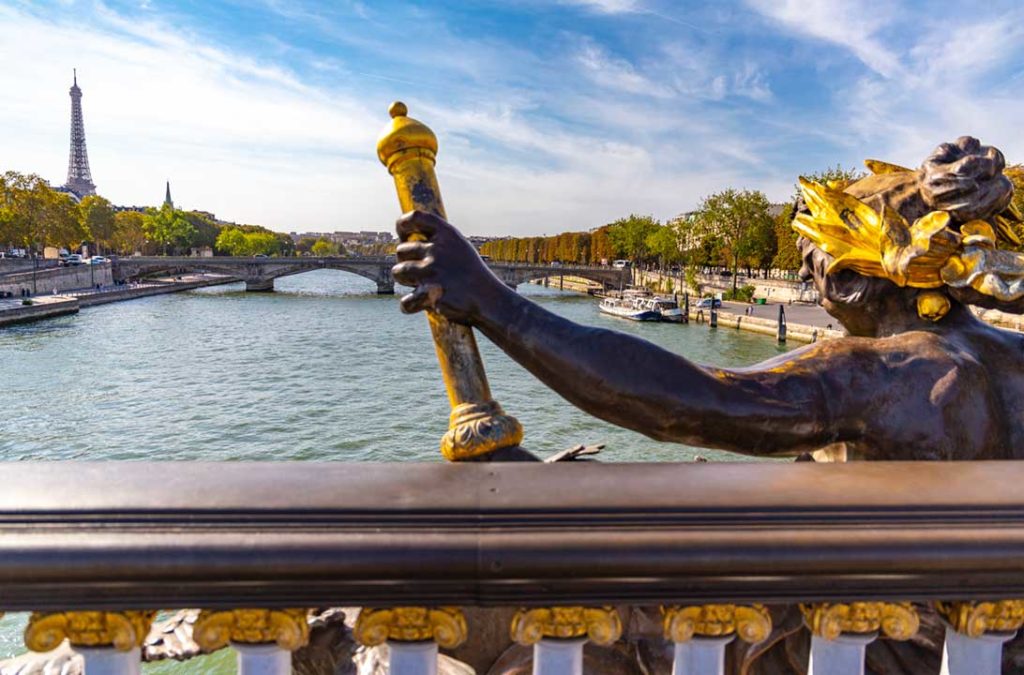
[164,181,173,208]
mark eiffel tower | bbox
[65,69,96,199]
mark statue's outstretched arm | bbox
[393,211,847,456]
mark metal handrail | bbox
[2,460,1023,611]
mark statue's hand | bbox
[920,136,1012,222]
[392,210,504,323]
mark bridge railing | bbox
[2,460,1023,675]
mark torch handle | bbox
[379,103,522,461]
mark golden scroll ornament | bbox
[661,604,772,643]
[510,606,622,646]
[353,607,468,648]
[25,611,156,652]
[935,600,1024,638]
[800,602,919,641]
[193,609,310,651]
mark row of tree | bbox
[0,171,294,256]
[478,166,874,290]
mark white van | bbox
[612,259,631,269]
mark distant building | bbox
[288,231,394,246]
[467,235,498,250]
[63,70,96,200]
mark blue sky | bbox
[2,0,1023,235]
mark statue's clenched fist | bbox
[392,211,506,324]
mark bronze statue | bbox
[383,126,1024,673]
[392,136,1024,463]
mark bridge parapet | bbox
[110,257,625,294]
[1,460,1021,675]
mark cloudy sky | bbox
[2,0,1023,236]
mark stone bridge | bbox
[112,256,628,294]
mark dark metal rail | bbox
[1,461,1023,610]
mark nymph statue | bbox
[392,135,1024,463]
[388,135,1023,673]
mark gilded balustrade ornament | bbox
[353,607,468,649]
[193,609,310,651]
[935,600,1024,638]
[510,606,622,646]
[25,611,156,652]
[661,604,772,644]
[800,602,920,641]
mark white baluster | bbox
[672,635,734,675]
[389,641,438,675]
[808,633,875,675]
[75,646,141,675]
[941,627,1014,675]
[533,637,586,675]
[233,642,291,675]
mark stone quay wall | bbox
[0,296,79,328]
[0,265,114,297]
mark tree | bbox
[183,211,221,250]
[144,203,195,254]
[770,204,801,274]
[215,227,284,256]
[215,227,248,256]
[690,189,774,293]
[80,195,116,254]
[606,214,660,263]
[112,211,147,255]
[311,239,338,256]
[295,237,319,256]
[645,223,683,270]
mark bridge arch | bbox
[490,264,629,291]
[113,256,396,294]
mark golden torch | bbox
[377,101,523,461]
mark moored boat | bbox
[598,295,661,321]
[599,293,682,322]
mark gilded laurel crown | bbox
[792,145,1024,321]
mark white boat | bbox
[646,296,684,322]
[599,294,682,322]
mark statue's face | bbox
[797,236,903,336]
[797,236,829,294]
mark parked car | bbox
[66,254,84,266]
[695,297,722,309]
[612,259,631,269]
[254,254,268,258]
[87,256,109,265]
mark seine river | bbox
[0,270,791,665]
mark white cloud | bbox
[745,0,903,79]
[559,0,643,14]
[574,37,674,98]
[0,2,791,235]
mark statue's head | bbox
[793,136,1021,337]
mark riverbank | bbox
[0,274,234,328]
[0,295,79,328]
[531,276,842,343]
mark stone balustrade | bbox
[3,461,1024,675]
